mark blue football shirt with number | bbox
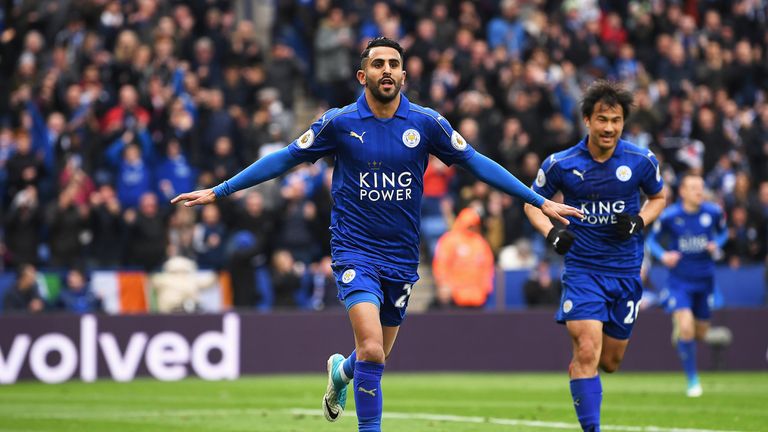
[533,137,664,338]
[650,201,726,281]
[532,137,664,276]
[287,93,475,274]
[649,201,726,318]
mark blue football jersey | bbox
[650,201,726,279]
[287,93,476,272]
[532,138,664,276]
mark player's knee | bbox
[357,340,385,363]
[573,340,600,367]
[599,357,622,373]
[678,323,695,340]
[600,354,624,373]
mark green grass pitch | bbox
[1,372,766,431]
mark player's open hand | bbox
[170,188,217,207]
[540,200,583,225]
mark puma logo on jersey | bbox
[358,386,377,397]
[572,169,585,181]
[350,131,366,143]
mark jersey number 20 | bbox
[624,300,642,324]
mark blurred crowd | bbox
[1,0,767,313]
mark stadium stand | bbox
[1,0,766,313]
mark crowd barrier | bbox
[1,265,764,315]
[0,270,232,314]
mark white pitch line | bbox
[288,408,747,432]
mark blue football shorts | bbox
[663,274,714,320]
[556,271,644,340]
[332,261,419,327]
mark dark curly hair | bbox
[360,37,404,69]
[581,80,634,119]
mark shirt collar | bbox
[357,92,410,119]
[577,135,625,158]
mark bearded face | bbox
[359,46,405,104]
[365,68,401,103]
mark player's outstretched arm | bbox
[713,209,729,250]
[540,200,582,226]
[171,188,217,207]
[645,225,668,260]
[171,146,303,207]
[459,152,583,225]
[646,221,681,267]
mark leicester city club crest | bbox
[342,269,356,284]
[563,299,573,313]
[699,213,712,227]
[402,129,420,148]
[616,165,632,182]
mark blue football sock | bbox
[677,339,698,383]
[341,350,356,382]
[570,375,602,432]
[354,361,384,432]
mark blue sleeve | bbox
[172,67,185,96]
[137,130,154,165]
[106,138,126,167]
[647,218,668,260]
[26,100,47,148]
[287,109,339,163]
[459,152,545,207]
[26,101,53,171]
[487,19,504,49]
[714,229,728,249]
[639,150,664,196]
[426,113,476,166]
[713,207,729,248]
[213,146,302,197]
[531,154,562,199]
